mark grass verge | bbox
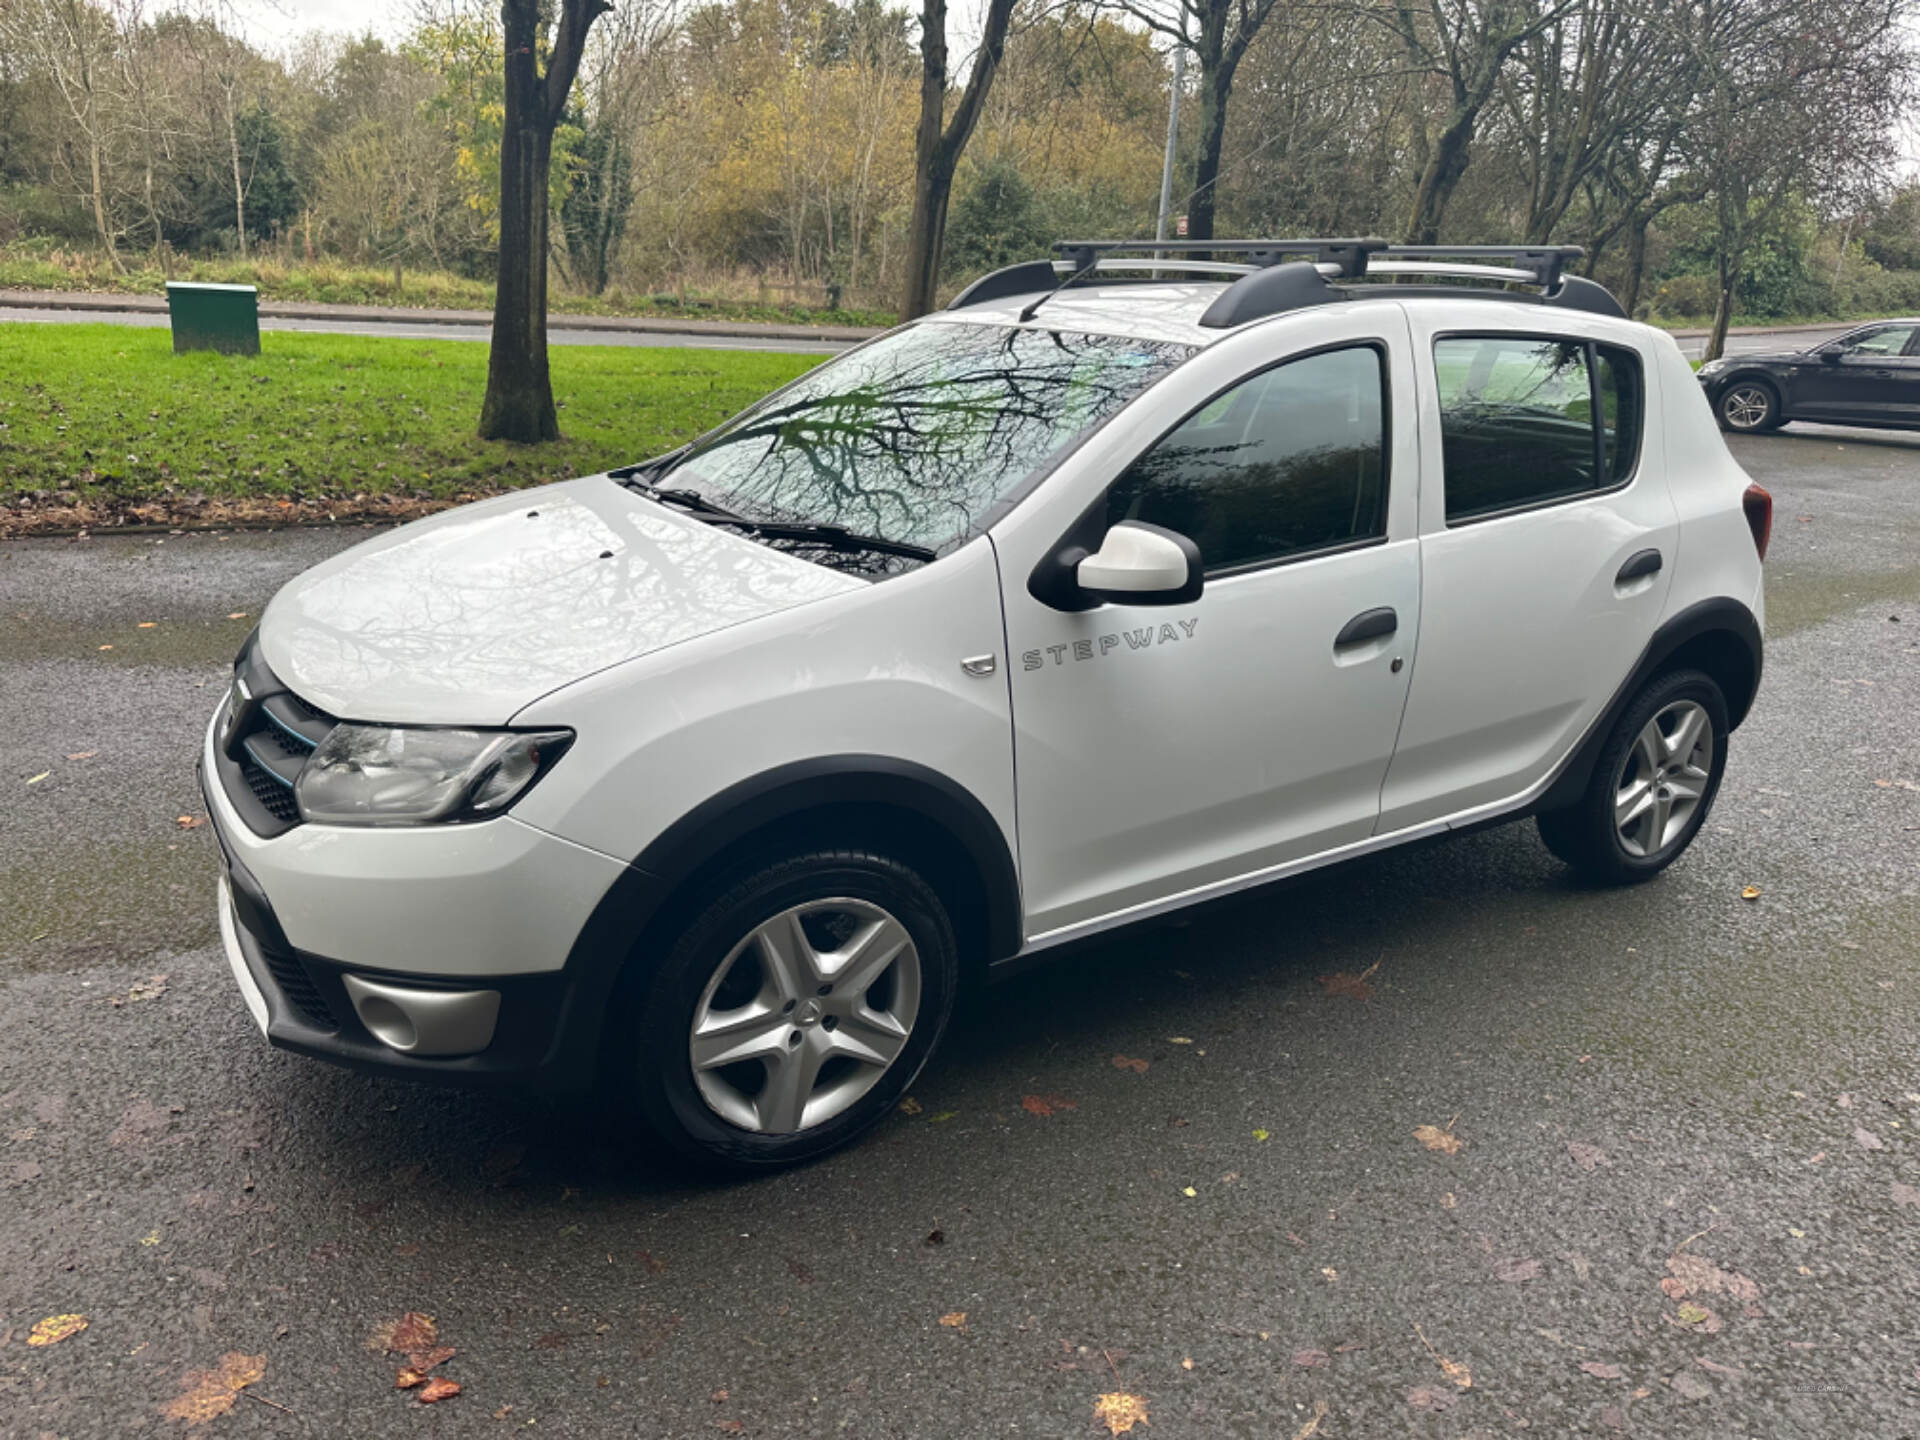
[0,323,821,536]
[0,248,896,329]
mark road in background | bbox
[2,427,1918,1436]
[0,290,1870,358]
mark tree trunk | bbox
[479,0,605,442]
[1620,213,1651,317]
[1706,250,1735,362]
[225,89,248,259]
[1187,69,1231,245]
[481,94,558,441]
[1405,108,1476,244]
[900,0,1014,319]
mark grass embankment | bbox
[0,248,896,329]
[0,323,822,535]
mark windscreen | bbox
[658,321,1195,558]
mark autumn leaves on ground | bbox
[0,323,820,536]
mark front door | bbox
[993,310,1422,945]
[1791,324,1920,423]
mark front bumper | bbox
[200,702,645,1092]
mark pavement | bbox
[2,425,1919,1436]
[0,285,1859,358]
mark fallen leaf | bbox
[1580,1361,1625,1380]
[1180,1357,1193,1371]
[25,772,50,786]
[1494,1257,1543,1283]
[396,1368,427,1389]
[417,1375,461,1404]
[1854,1127,1885,1152]
[1317,960,1379,1001]
[1111,1055,1149,1074]
[27,1314,88,1347]
[1181,1185,1197,1198]
[161,1351,266,1423]
[1020,1094,1076,1117]
[370,1311,436,1354]
[1668,1369,1713,1400]
[1740,885,1761,900]
[924,1229,945,1246]
[175,815,205,830]
[1291,1399,1329,1438]
[1093,1392,1150,1434]
[227,612,248,620]
[1892,1181,1920,1207]
[1407,1384,1455,1412]
[1413,1124,1463,1156]
[713,1422,745,1435]
[1291,1346,1330,1368]
[1671,1302,1722,1333]
[1665,1253,1761,1303]
[1440,1355,1473,1388]
[98,644,112,651]
[1599,1404,1628,1431]
[929,1110,956,1122]
[1167,1036,1192,1045]
[1567,1142,1610,1171]
[1696,1355,1742,1376]
[113,974,169,1007]
[137,621,156,629]
[407,1345,455,1372]
[938,1311,967,1328]
[1252,1129,1270,1142]
[65,751,96,761]
[897,1097,922,1116]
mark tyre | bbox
[1716,378,1783,433]
[623,848,959,1172]
[1537,669,1729,885]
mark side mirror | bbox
[1075,522,1203,606]
[1821,347,1845,364]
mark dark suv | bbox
[1698,320,1920,433]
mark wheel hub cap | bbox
[688,897,921,1135]
[1614,699,1714,858]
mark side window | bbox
[1844,325,1919,357]
[1436,336,1643,523]
[1104,345,1388,574]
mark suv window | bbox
[1840,325,1919,357]
[1104,344,1388,574]
[1435,336,1642,523]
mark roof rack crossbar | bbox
[1377,244,1584,290]
[1054,237,1386,281]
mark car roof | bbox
[924,279,1659,351]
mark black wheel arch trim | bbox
[1535,596,1762,815]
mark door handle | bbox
[1615,549,1663,585]
[1334,607,1398,648]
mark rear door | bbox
[1377,312,1677,831]
[992,308,1422,944]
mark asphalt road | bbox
[0,296,1853,359]
[3,424,1919,1437]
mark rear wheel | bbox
[624,848,959,1171]
[1717,379,1782,433]
[1537,669,1729,884]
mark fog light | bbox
[341,976,500,1057]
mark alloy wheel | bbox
[688,897,921,1134]
[1721,384,1772,430]
[1614,700,1714,858]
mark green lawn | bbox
[0,324,821,532]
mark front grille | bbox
[215,639,337,838]
[241,751,302,823]
[258,936,341,1031]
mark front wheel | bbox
[623,848,959,1172]
[1717,379,1783,433]
[1537,669,1729,884]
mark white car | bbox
[201,240,1771,1170]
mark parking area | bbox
[2,424,1918,1436]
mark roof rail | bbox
[945,237,1625,326]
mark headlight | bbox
[1697,359,1728,378]
[295,725,573,826]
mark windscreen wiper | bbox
[623,476,933,562]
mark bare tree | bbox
[4,0,125,264]
[900,0,1016,318]
[479,0,614,443]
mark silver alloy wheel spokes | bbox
[1723,385,1770,430]
[1614,699,1714,858]
[689,898,921,1135]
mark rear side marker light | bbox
[1742,483,1772,562]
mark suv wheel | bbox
[1717,379,1782,433]
[625,848,959,1171]
[1537,669,1729,884]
